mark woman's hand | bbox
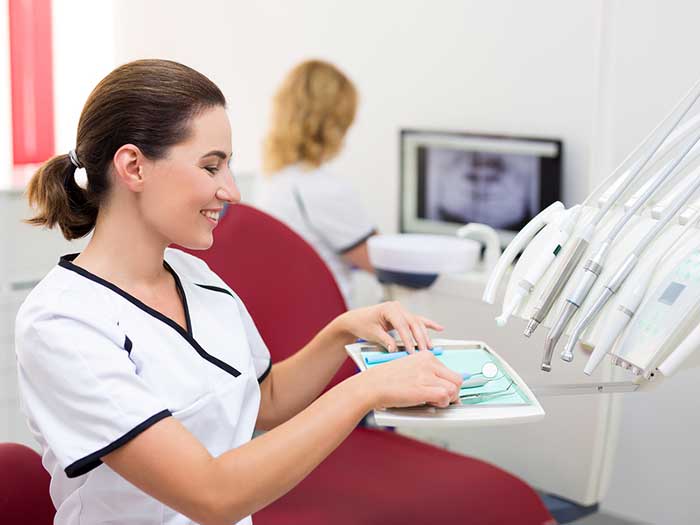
[336,301,444,352]
[359,350,463,409]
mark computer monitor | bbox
[400,129,562,245]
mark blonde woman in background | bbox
[255,60,376,304]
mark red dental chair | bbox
[0,442,55,524]
[183,203,555,525]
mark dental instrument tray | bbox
[345,339,544,428]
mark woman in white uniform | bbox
[15,59,463,525]
[255,60,374,303]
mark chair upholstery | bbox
[0,442,55,525]
[184,203,555,525]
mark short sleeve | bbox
[15,294,171,478]
[296,178,376,254]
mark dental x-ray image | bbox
[419,147,541,231]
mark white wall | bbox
[113,0,601,233]
[51,0,116,157]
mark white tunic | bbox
[254,164,375,302]
[15,248,271,525]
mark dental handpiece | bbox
[563,170,700,362]
[526,234,591,338]
[483,202,565,305]
[549,133,700,364]
[561,253,638,362]
[584,279,648,375]
[496,206,580,327]
[540,246,607,371]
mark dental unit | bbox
[610,243,700,378]
[560,162,700,364]
[583,214,700,375]
[538,83,700,371]
[523,78,700,360]
[482,74,700,394]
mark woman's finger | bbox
[423,385,453,408]
[406,317,429,352]
[417,318,433,350]
[433,360,464,388]
[374,329,399,352]
[418,315,444,332]
[384,306,417,353]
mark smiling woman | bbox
[15,58,462,525]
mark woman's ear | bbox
[113,144,145,192]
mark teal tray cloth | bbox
[361,347,531,406]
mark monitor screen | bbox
[400,129,562,245]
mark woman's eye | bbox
[204,166,219,175]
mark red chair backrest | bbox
[179,204,357,387]
[0,442,55,524]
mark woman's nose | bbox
[216,174,241,204]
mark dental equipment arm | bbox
[658,322,700,376]
[482,201,564,304]
[496,206,580,326]
[545,132,700,368]
[565,171,700,364]
[528,76,700,350]
[680,196,700,225]
[583,214,700,375]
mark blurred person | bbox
[255,60,376,304]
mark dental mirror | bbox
[461,362,501,388]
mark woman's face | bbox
[140,106,239,250]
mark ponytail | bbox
[26,153,98,240]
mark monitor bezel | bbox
[399,128,563,246]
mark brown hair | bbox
[26,59,226,240]
[262,60,358,174]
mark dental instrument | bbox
[364,347,444,365]
[459,380,516,402]
[461,362,501,388]
[544,131,700,370]
[495,206,581,327]
[482,201,564,305]
[527,76,700,346]
[561,167,700,363]
[583,214,700,375]
[610,246,700,378]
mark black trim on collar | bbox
[196,284,273,384]
[257,360,272,384]
[338,228,376,255]
[195,283,234,297]
[58,254,241,379]
[124,335,133,354]
[64,409,171,478]
[165,260,193,336]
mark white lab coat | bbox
[254,164,375,302]
[15,248,271,524]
